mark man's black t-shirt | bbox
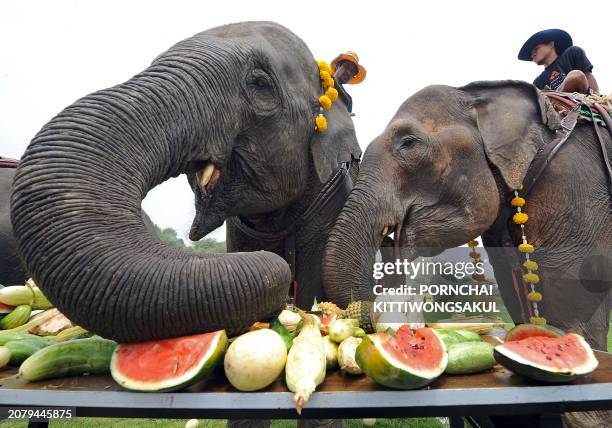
[533,46,593,90]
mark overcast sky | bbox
[2,0,610,243]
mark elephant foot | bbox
[297,419,343,428]
[562,410,612,428]
[227,419,271,428]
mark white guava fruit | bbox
[224,329,287,391]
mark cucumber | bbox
[453,329,481,342]
[5,339,50,365]
[0,305,32,330]
[445,341,496,375]
[0,347,10,368]
[435,329,466,347]
[0,332,52,345]
[19,337,117,382]
[435,329,480,347]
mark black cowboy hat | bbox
[518,29,573,61]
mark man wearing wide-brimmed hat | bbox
[330,51,367,113]
[331,51,366,85]
[518,28,599,94]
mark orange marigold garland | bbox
[511,187,546,325]
[315,61,338,132]
[467,239,486,283]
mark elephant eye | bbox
[399,136,418,150]
[248,69,273,89]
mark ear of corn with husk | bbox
[285,312,326,414]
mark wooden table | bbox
[0,350,610,427]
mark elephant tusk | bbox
[393,223,402,261]
[196,162,216,192]
[382,226,389,237]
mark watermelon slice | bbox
[505,323,564,342]
[355,326,447,389]
[494,333,598,383]
[110,330,227,392]
[0,302,15,318]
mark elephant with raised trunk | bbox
[324,81,611,352]
[1,158,157,285]
[0,159,26,285]
[10,21,360,344]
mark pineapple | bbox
[344,301,374,333]
[316,301,345,318]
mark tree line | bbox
[155,225,226,253]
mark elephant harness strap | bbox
[227,165,352,306]
[486,99,612,323]
[0,157,19,169]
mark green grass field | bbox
[0,417,452,427]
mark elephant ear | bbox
[310,98,362,183]
[462,80,561,190]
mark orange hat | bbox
[330,51,367,84]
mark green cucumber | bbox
[435,329,480,347]
[19,337,117,382]
[445,341,496,375]
[435,329,466,347]
[5,339,50,365]
[0,305,32,330]
[0,332,52,345]
[453,329,481,342]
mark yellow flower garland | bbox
[466,239,486,282]
[464,188,546,324]
[315,61,339,132]
[511,187,546,325]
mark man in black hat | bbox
[518,29,599,94]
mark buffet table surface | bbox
[0,343,610,427]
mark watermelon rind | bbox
[505,323,564,342]
[110,330,228,392]
[356,330,447,390]
[494,333,598,383]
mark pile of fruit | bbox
[0,290,600,415]
[0,280,116,381]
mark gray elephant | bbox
[324,80,611,352]
[1,157,156,285]
[10,21,360,344]
[0,158,27,285]
[324,80,612,427]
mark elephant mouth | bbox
[195,161,221,195]
[380,207,414,262]
[188,159,227,241]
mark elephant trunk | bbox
[323,175,391,307]
[10,47,290,342]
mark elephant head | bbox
[11,22,359,342]
[323,81,561,306]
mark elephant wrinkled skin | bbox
[325,81,611,352]
[10,22,360,343]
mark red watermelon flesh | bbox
[505,323,564,342]
[355,326,447,389]
[320,313,336,326]
[0,302,14,314]
[494,333,598,383]
[383,326,446,373]
[111,330,227,392]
